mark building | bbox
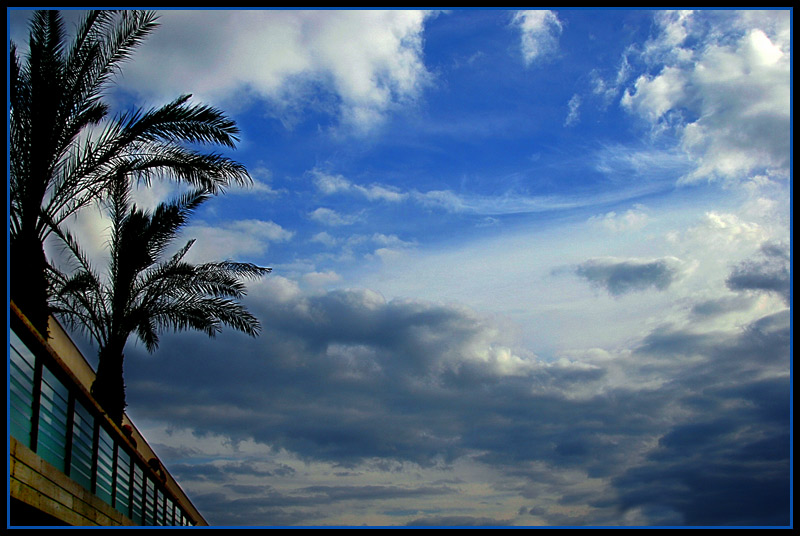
[9,302,207,526]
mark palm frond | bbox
[47,225,111,349]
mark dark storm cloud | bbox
[613,312,791,526]
[122,282,789,526]
[126,285,540,467]
[575,257,680,296]
[726,242,790,304]
[614,408,789,526]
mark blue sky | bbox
[9,9,791,526]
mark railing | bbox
[9,304,204,526]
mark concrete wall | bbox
[10,436,135,526]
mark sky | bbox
[8,9,792,526]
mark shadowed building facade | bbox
[9,303,207,526]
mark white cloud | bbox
[621,10,790,182]
[312,232,417,264]
[564,94,581,126]
[310,231,339,248]
[311,169,408,202]
[621,66,685,122]
[313,170,353,196]
[512,10,563,65]
[682,211,767,251]
[228,165,284,198]
[309,207,360,226]
[121,10,432,132]
[302,270,343,289]
[591,52,632,106]
[184,219,294,263]
[588,207,649,233]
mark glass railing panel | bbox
[95,426,115,505]
[114,448,132,517]
[10,321,200,526]
[144,476,156,526]
[10,331,37,447]
[165,497,175,526]
[36,365,70,472]
[69,399,95,490]
[131,463,145,524]
[156,488,166,525]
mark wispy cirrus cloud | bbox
[311,168,673,219]
[564,94,581,126]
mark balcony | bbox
[9,303,207,526]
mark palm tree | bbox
[51,176,270,424]
[10,10,251,335]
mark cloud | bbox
[310,231,338,248]
[308,154,676,220]
[690,295,754,319]
[591,52,633,107]
[407,515,513,527]
[309,232,417,264]
[119,271,789,525]
[126,282,538,468]
[679,211,767,255]
[564,94,581,126]
[309,207,360,226]
[120,10,432,132]
[726,242,790,304]
[311,169,408,203]
[575,257,683,296]
[512,10,563,65]
[588,207,649,233]
[411,189,603,216]
[231,179,284,199]
[184,219,294,263]
[621,10,790,182]
[615,310,790,526]
[302,270,342,289]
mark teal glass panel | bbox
[144,477,156,526]
[165,497,175,526]
[37,365,70,471]
[95,426,114,505]
[69,399,95,490]
[156,488,166,525]
[130,463,144,524]
[9,331,36,447]
[115,448,132,517]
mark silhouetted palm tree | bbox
[51,176,270,424]
[10,10,251,335]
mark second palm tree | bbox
[51,176,270,424]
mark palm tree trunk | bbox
[92,344,127,424]
[10,233,51,338]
